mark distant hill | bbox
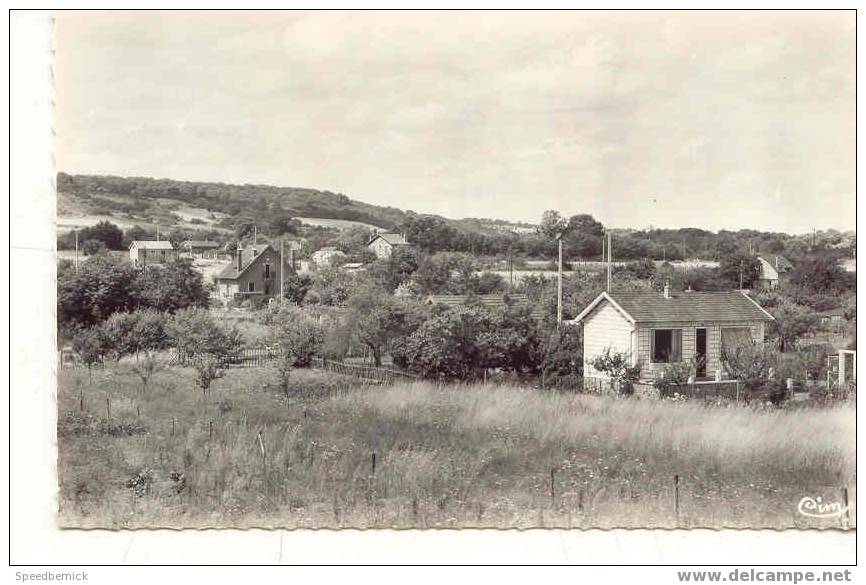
[57,173,410,231]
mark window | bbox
[652,329,682,363]
[248,282,255,292]
[721,327,752,357]
[264,263,271,278]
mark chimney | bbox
[663,281,671,299]
[775,256,779,269]
[236,243,243,273]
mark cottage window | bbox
[264,263,271,278]
[248,282,255,293]
[720,327,752,358]
[652,329,682,363]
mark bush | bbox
[540,326,583,389]
[588,347,641,394]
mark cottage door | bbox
[695,328,707,378]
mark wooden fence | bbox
[310,357,419,385]
[171,347,279,368]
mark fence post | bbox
[674,474,680,526]
[842,486,850,528]
[106,397,111,419]
[550,468,556,505]
[371,452,377,475]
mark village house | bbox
[755,255,793,290]
[180,239,220,259]
[820,307,846,330]
[214,243,292,305]
[128,240,178,267]
[425,293,545,322]
[310,247,347,268]
[573,286,774,382]
[367,232,410,260]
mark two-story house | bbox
[214,244,292,305]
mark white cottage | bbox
[573,287,774,381]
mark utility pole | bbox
[607,231,612,292]
[254,225,258,246]
[156,224,160,241]
[74,230,79,273]
[508,246,514,289]
[556,235,563,329]
[739,260,744,290]
[280,240,284,304]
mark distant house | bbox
[368,232,410,260]
[129,240,177,267]
[180,240,220,258]
[311,247,347,268]
[214,244,292,305]
[572,287,774,382]
[424,293,545,322]
[820,308,846,330]
[755,255,793,290]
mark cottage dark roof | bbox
[425,294,544,320]
[129,240,174,250]
[575,290,774,324]
[370,232,409,246]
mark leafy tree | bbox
[343,284,427,366]
[134,258,210,313]
[130,354,164,394]
[400,214,459,252]
[72,327,108,383]
[265,304,325,395]
[789,255,855,295]
[57,255,140,332]
[721,340,779,393]
[167,308,242,361]
[718,252,760,289]
[80,220,124,250]
[768,301,819,352]
[81,239,107,256]
[538,210,568,240]
[307,267,361,306]
[282,273,314,305]
[270,214,302,236]
[540,326,583,388]
[564,214,605,258]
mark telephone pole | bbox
[556,235,563,329]
[607,231,612,292]
[74,230,79,273]
[280,240,284,304]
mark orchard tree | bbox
[265,304,324,395]
[718,252,761,289]
[768,301,820,352]
[343,284,427,366]
[134,258,210,313]
[72,327,108,383]
[789,255,854,295]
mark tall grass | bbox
[57,365,855,529]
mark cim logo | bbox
[797,496,849,518]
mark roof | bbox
[129,240,175,250]
[425,294,545,320]
[757,255,793,273]
[573,290,774,324]
[312,247,342,254]
[182,240,219,249]
[215,244,277,281]
[369,232,409,246]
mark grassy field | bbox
[57,363,855,529]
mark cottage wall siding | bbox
[632,320,765,380]
[582,302,634,378]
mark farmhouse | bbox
[180,239,220,258]
[425,293,545,322]
[129,240,177,267]
[367,232,410,260]
[573,287,774,381]
[755,255,793,290]
[214,243,292,305]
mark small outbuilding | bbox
[573,287,774,381]
[129,240,177,267]
[180,240,220,258]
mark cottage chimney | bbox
[236,243,243,273]
[663,281,671,299]
[775,256,779,269]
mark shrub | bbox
[588,347,641,394]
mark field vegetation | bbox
[58,363,855,529]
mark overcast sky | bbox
[55,10,855,233]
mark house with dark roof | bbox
[214,243,293,305]
[425,293,545,322]
[180,240,220,258]
[572,286,774,381]
[129,240,177,267]
[368,232,410,260]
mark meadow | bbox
[57,363,855,529]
